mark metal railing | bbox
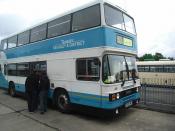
[138,84,175,113]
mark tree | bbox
[168,57,174,60]
[139,53,154,61]
[153,52,165,61]
[138,52,174,61]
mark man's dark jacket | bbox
[39,75,50,91]
[25,73,39,92]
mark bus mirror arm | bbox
[131,69,136,84]
[132,77,136,84]
[121,79,125,86]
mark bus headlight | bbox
[136,87,139,92]
[116,93,120,99]
[109,93,120,101]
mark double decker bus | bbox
[0,0,140,113]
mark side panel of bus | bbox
[47,58,102,108]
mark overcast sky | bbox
[0,0,175,57]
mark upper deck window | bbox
[0,39,8,50]
[123,14,136,34]
[48,15,71,38]
[104,4,136,35]
[31,24,47,42]
[18,30,30,46]
[8,35,17,49]
[104,4,124,30]
[72,4,101,32]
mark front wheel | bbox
[8,82,16,97]
[55,90,72,113]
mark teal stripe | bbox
[69,91,140,109]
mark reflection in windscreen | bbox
[103,55,138,84]
[125,57,138,80]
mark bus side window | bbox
[8,35,17,49]
[76,58,100,81]
[1,39,8,50]
[18,30,30,46]
[72,4,100,32]
[47,15,71,38]
[30,24,47,43]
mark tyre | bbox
[8,82,16,97]
[55,90,72,113]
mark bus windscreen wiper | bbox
[120,71,126,87]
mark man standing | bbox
[39,72,50,114]
[25,71,39,112]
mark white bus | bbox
[0,0,140,113]
[137,61,175,86]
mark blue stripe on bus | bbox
[15,83,25,92]
[0,75,140,109]
[0,73,8,88]
[14,83,54,99]
[5,27,137,59]
[69,91,140,109]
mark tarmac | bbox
[0,88,175,131]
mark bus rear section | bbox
[0,51,8,89]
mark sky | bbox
[0,0,175,57]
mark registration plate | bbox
[125,101,133,108]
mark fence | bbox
[138,84,175,113]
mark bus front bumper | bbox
[102,92,140,109]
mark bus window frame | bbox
[1,39,8,50]
[76,57,100,81]
[30,23,47,43]
[7,35,17,49]
[72,4,101,33]
[47,14,71,39]
[103,3,137,35]
[17,30,30,46]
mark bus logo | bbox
[53,39,85,50]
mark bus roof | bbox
[136,61,175,66]
[1,0,126,41]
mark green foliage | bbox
[153,52,164,61]
[139,52,167,61]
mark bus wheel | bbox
[55,90,71,113]
[8,82,16,97]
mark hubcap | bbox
[10,87,14,95]
[58,94,68,109]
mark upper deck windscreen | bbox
[104,4,136,35]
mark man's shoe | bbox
[40,112,44,114]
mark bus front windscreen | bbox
[103,55,138,84]
[104,4,136,34]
